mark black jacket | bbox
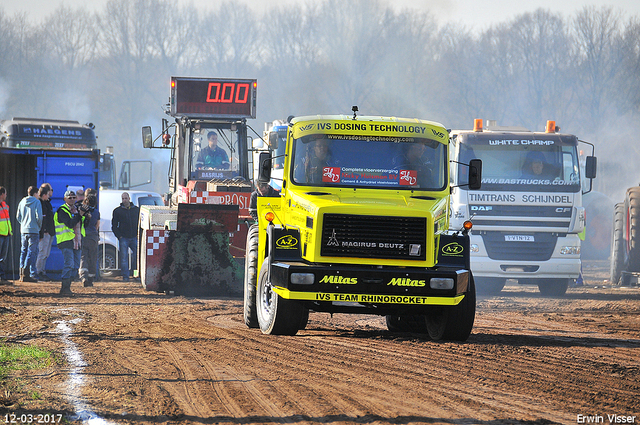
[40,199,55,238]
[112,203,140,239]
[249,186,279,220]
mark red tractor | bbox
[138,77,259,295]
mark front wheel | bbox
[243,225,259,328]
[99,245,119,277]
[257,258,306,335]
[424,275,476,341]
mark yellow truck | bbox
[245,112,482,340]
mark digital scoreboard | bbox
[170,77,257,119]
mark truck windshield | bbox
[190,127,240,180]
[458,143,581,193]
[291,135,447,190]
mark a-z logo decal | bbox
[442,242,464,256]
[276,235,298,249]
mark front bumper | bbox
[269,262,469,310]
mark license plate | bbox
[505,235,534,242]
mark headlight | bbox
[430,278,454,290]
[291,273,315,285]
[560,246,580,255]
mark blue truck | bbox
[0,118,101,279]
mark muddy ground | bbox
[0,260,638,425]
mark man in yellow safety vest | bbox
[0,187,12,284]
[54,190,87,295]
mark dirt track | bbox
[1,260,639,425]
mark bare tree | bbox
[312,0,395,112]
[572,6,624,132]
[507,9,573,130]
[44,5,98,71]
[193,1,261,77]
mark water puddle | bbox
[55,314,116,424]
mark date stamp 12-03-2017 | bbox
[3,413,64,424]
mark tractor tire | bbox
[537,278,569,296]
[624,187,640,272]
[257,258,306,335]
[425,275,476,341]
[243,224,259,328]
[475,277,506,295]
[610,202,625,285]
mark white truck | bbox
[449,119,597,295]
[99,189,164,277]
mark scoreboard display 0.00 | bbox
[170,77,257,119]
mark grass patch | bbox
[0,342,53,380]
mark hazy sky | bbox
[2,0,640,32]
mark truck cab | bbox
[245,113,482,340]
[449,119,597,295]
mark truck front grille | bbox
[482,232,557,261]
[320,214,426,260]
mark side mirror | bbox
[268,132,278,149]
[258,152,272,182]
[142,126,153,148]
[585,156,597,179]
[468,159,482,190]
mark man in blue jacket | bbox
[16,186,42,282]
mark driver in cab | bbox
[196,131,230,169]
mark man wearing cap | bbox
[54,190,87,295]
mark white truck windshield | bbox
[292,135,446,190]
[458,143,580,192]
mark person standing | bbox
[36,183,55,281]
[72,188,85,281]
[249,180,280,221]
[112,192,140,282]
[79,192,100,287]
[0,187,13,284]
[16,186,42,282]
[55,190,86,295]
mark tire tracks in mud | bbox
[50,280,640,424]
[203,312,573,422]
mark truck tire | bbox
[243,224,259,328]
[425,275,476,341]
[475,277,506,295]
[537,278,569,296]
[624,187,640,272]
[610,202,625,285]
[385,315,428,333]
[99,245,119,277]
[257,258,305,335]
[299,308,310,330]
